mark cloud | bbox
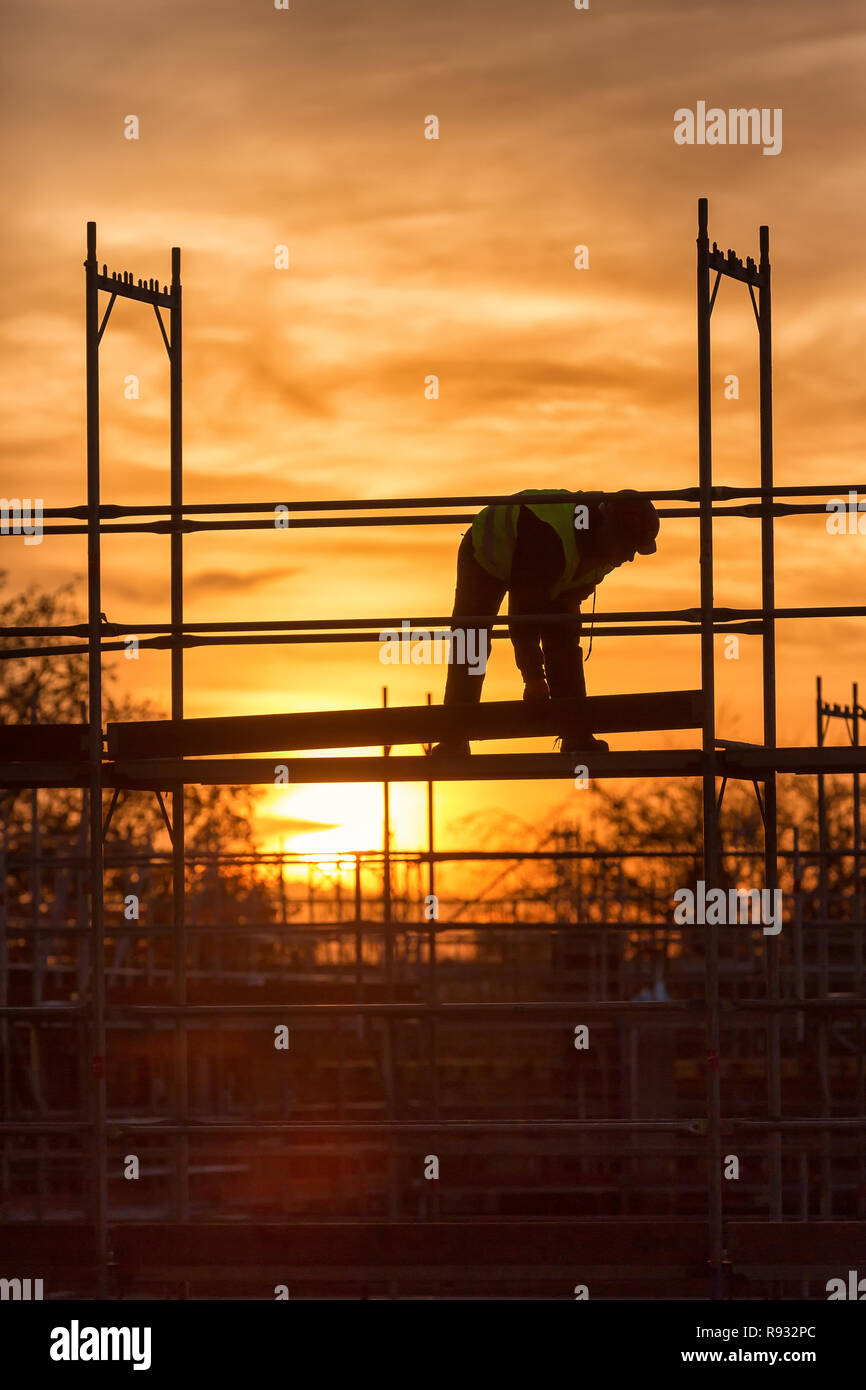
[253,812,340,836]
[106,565,300,603]
[183,567,301,598]
[2,0,864,765]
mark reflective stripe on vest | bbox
[470,489,614,598]
[471,499,520,583]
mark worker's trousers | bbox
[442,530,586,707]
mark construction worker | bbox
[433,488,660,756]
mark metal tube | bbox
[85,220,108,1293]
[27,479,866,521]
[91,1118,706,1135]
[19,912,865,936]
[697,197,723,1297]
[380,687,398,1220]
[424,698,440,1219]
[0,624,770,661]
[793,829,805,1046]
[0,826,10,1213]
[8,600,866,640]
[6,1115,864,1136]
[0,993,851,1019]
[853,685,864,1154]
[759,222,783,1226]
[169,244,189,1224]
[815,677,832,1216]
[0,844,833,867]
[24,497,866,538]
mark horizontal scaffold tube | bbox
[3,746,866,789]
[2,606,864,660]
[27,480,866,519]
[14,497,863,535]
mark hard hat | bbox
[603,490,660,554]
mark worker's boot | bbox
[430,740,471,759]
[555,730,609,755]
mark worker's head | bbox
[597,491,660,565]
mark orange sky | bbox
[2,0,865,853]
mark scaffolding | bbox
[1,198,865,1299]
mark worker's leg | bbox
[541,604,585,702]
[542,610,609,752]
[442,531,506,706]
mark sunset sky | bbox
[2,0,865,854]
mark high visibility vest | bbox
[470,489,615,598]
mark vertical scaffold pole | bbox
[169,245,189,1223]
[814,677,831,1215]
[85,221,108,1293]
[381,687,398,1226]
[697,197,723,1296]
[0,828,8,1211]
[853,684,864,1148]
[759,224,783,1223]
[425,696,439,1221]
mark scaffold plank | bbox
[106,689,704,758]
[111,1220,712,1272]
[0,724,89,759]
[727,1221,866,1267]
[0,761,90,788]
[0,1224,99,1274]
[724,746,866,776]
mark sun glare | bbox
[260,781,426,862]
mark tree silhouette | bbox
[0,575,275,947]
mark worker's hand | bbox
[523,677,551,705]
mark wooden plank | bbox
[0,762,90,789]
[119,1263,696,1286]
[0,1224,98,1270]
[112,1220,710,1270]
[727,1221,866,1265]
[726,746,866,776]
[107,690,703,758]
[96,273,173,309]
[0,724,89,760]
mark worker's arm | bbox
[507,571,548,680]
[562,580,596,604]
[538,586,585,702]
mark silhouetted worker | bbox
[433,488,660,756]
